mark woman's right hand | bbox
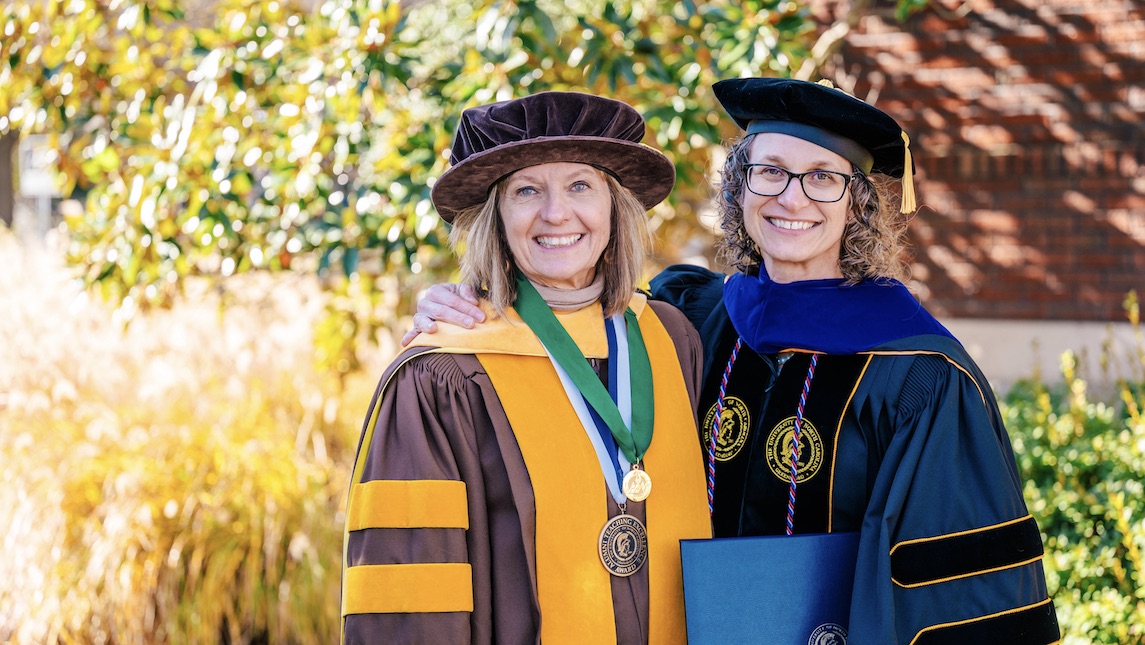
[400,283,486,346]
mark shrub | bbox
[1002,297,1145,644]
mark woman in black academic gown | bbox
[649,77,1060,644]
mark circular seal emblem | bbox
[701,396,751,462]
[764,416,824,483]
[808,622,847,645]
[598,514,649,577]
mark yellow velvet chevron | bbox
[347,480,469,530]
[343,563,473,614]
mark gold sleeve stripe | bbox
[347,480,469,530]
[342,563,473,615]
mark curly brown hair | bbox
[715,133,910,283]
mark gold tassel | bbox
[900,131,916,214]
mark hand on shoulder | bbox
[401,283,487,346]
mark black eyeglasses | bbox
[742,164,855,203]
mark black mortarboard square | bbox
[713,77,909,179]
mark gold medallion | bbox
[621,467,652,502]
[598,513,648,577]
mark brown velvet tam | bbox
[431,91,676,222]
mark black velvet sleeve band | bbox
[891,515,1044,587]
[913,599,1060,645]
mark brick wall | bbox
[817,0,1145,320]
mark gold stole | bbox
[479,301,710,645]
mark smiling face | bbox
[498,162,613,290]
[741,133,854,283]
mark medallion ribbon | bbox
[513,273,654,465]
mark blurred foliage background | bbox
[1,0,850,374]
[1,0,1141,643]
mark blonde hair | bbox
[715,133,909,283]
[449,171,651,317]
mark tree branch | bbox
[794,0,873,81]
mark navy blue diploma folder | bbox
[680,532,860,645]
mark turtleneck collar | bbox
[527,273,605,312]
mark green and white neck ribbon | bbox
[554,313,633,504]
[514,274,654,504]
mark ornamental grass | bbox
[0,232,386,644]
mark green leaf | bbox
[341,246,359,276]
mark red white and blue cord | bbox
[785,353,820,535]
[707,337,742,515]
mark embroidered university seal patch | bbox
[765,415,824,483]
[701,396,751,462]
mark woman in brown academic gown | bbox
[340,92,711,644]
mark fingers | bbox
[421,283,485,326]
[456,284,482,309]
[402,282,484,347]
[413,312,438,333]
[400,313,438,347]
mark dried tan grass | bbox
[0,230,387,644]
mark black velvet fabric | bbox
[713,77,910,178]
